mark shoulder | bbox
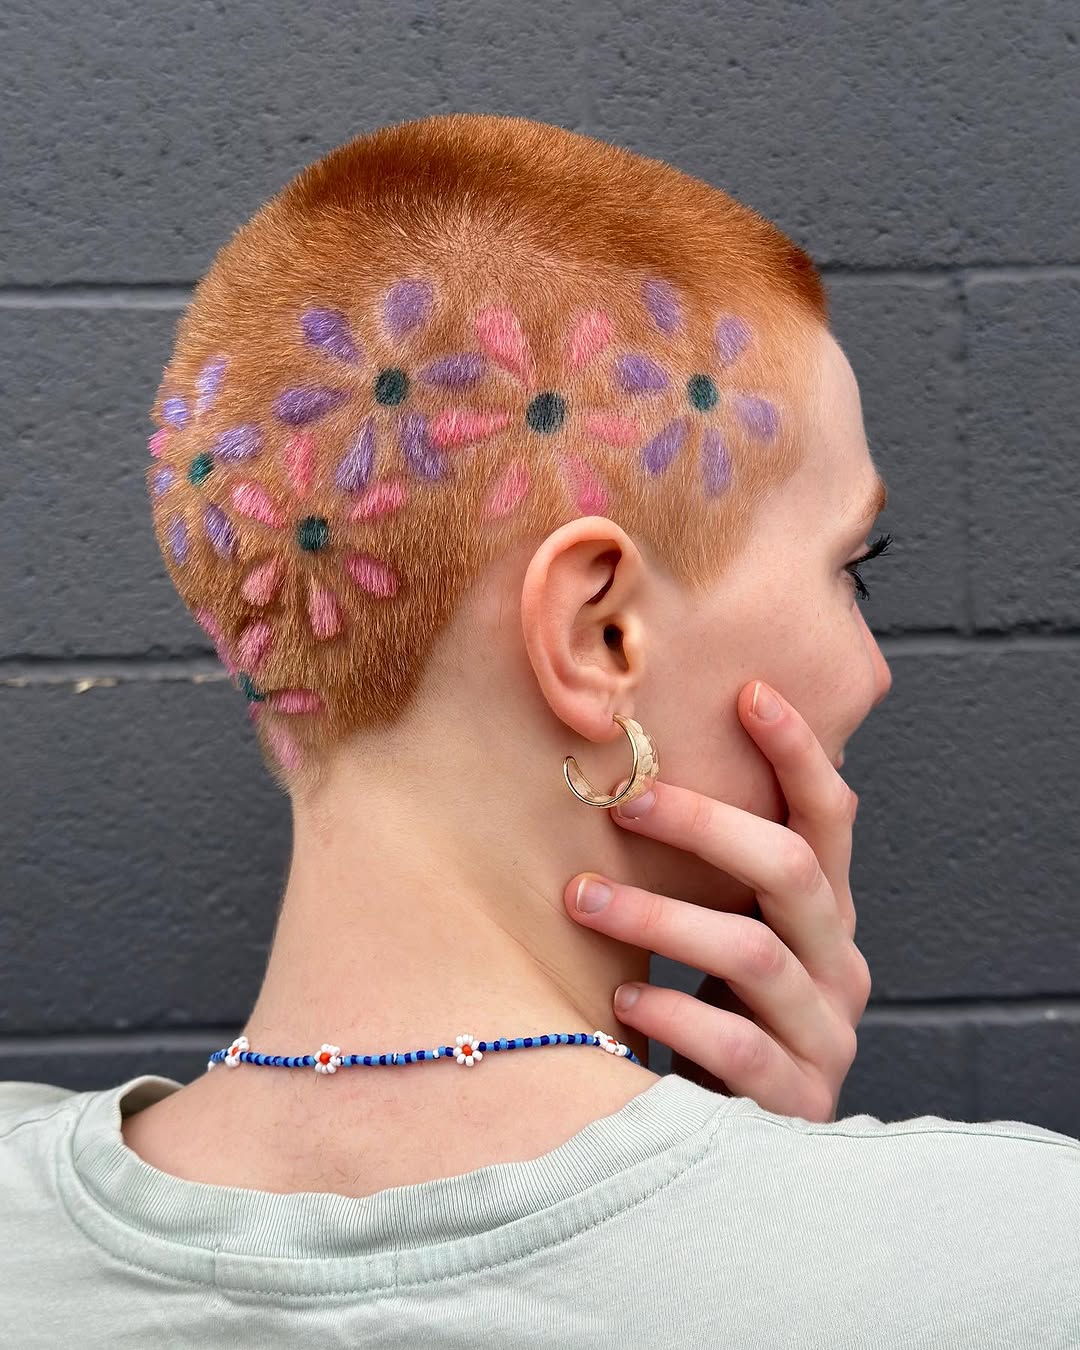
[0,1079,81,1137]
[710,1097,1080,1228]
[728,1098,1080,1153]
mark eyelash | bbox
[845,532,893,601]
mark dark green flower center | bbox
[188,452,215,485]
[297,516,330,552]
[237,672,265,702]
[526,391,566,434]
[375,367,410,406]
[687,374,718,411]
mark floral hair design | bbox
[149,274,779,776]
[146,114,825,787]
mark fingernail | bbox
[750,681,782,722]
[615,789,655,819]
[614,983,641,1012]
[576,875,614,913]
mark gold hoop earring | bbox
[563,714,660,809]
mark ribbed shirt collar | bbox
[58,1071,735,1293]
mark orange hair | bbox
[147,113,828,790]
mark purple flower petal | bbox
[212,424,262,461]
[714,315,752,366]
[195,357,227,415]
[702,428,732,496]
[384,280,433,339]
[335,417,376,493]
[399,412,446,481]
[151,467,176,496]
[162,397,189,429]
[641,279,683,334]
[272,386,351,426]
[167,516,189,562]
[419,353,488,387]
[301,308,360,364]
[204,503,236,558]
[733,394,779,441]
[614,354,670,395]
[641,418,688,476]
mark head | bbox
[147,113,890,915]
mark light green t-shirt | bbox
[2,1070,1078,1347]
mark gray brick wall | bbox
[1,0,1077,1135]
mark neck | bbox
[242,759,653,1071]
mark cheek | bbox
[661,694,790,825]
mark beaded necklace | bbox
[208,1029,641,1073]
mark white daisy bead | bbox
[596,1030,629,1055]
[224,1035,250,1067]
[314,1043,342,1074]
[454,1033,483,1066]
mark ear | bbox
[519,516,648,744]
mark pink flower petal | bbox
[583,412,640,447]
[232,482,285,529]
[240,558,284,606]
[267,689,324,714]
[308,581,342,639]
[195,607,240,675]
[559,451,608,515]
[267,723,302,771]
[475,307,533,382]
[345,553,398,598]
[284,433,316,495]
[428,409,511,449]
[482,460,530,520]
[236,620,273,670]
[349,478,408,522]
[566,310,613,373]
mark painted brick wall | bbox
[1,1,1077,1133]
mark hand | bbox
[563,680,871,1123]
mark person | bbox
[2,113,1077,1348]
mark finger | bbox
[608,780,852,987]
[611,983,831,1121]
[565,874,848,1070]
[739,680,858,935]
